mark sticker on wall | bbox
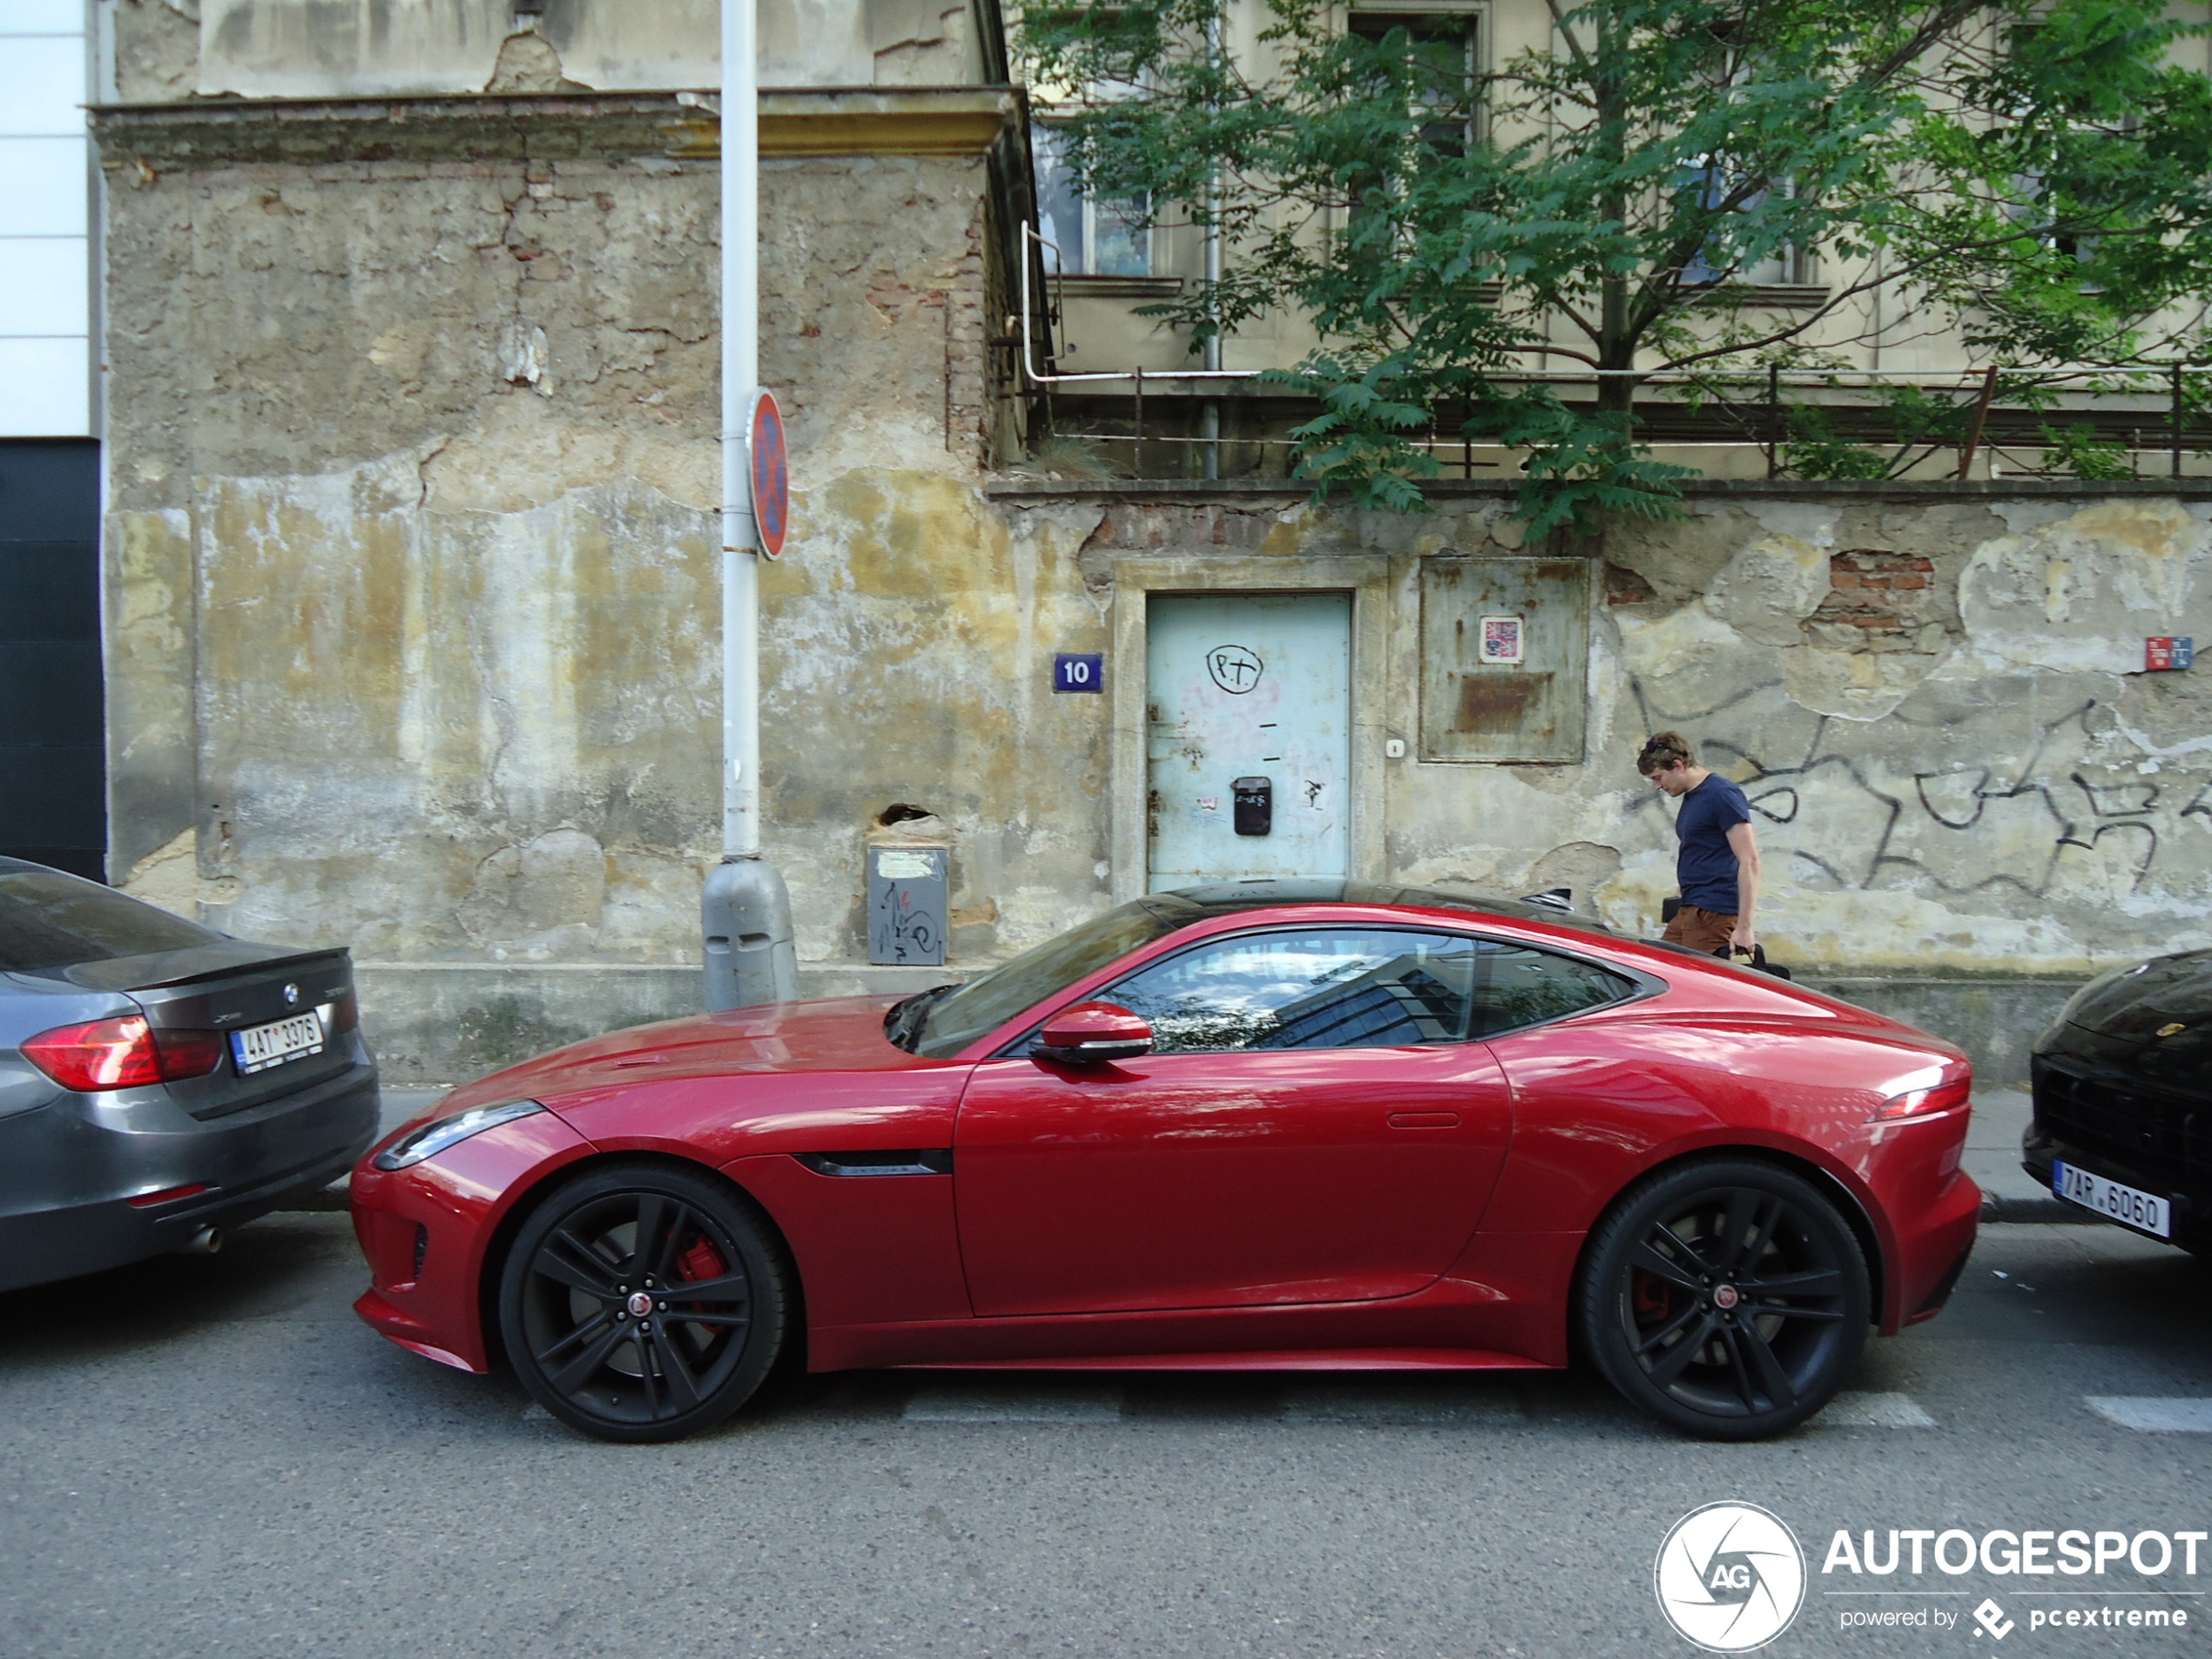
[1479,615,1525,666]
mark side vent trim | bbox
[792,1149,953,1177]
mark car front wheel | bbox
[1577,1159,1870,1440]
[498,1162,788,1443]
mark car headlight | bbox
[372,1099,545,1170]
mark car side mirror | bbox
[1030,1001,1154,1067]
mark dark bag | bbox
[1661,896,1683,923]
[1715,941,1793,981]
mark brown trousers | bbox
[1662,904,1737,954]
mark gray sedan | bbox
[0,859,379,1291]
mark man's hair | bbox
[1637,731,1695,775]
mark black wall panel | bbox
[0,441,105,882]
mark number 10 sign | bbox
[1054,653,1103,693]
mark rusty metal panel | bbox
[1419,557,1590,764]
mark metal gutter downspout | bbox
[703,0,799,1011]
[1197,11,1224,479]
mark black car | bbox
[0,859,380,1291]
[2025,952,2212,1250]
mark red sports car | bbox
[350,881,1979,1443]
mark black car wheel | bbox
[1577,1159,1869,1440]
[498,1162,787,1443]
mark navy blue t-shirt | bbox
[1675,773,1751,913]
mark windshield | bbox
[902,898,1197,1059]
[0,866,223,974]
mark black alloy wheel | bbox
[498,1162,788,1443]
[1577,1159,1869,1440]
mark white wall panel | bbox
[0,138,88,238]
[0,0,84,34]
[0,336,89,435]
[0,237,88,336]
[0,36,86,136]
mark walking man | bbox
[1638,731,1760,957]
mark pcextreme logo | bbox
[1656,1502,1808,1652]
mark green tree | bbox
[1024,0,2212,528]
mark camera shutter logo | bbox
[1654,1502,1805,1652]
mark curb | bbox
[1981,1193,2087,1224]
[280,1183,351,1214]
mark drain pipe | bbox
[702,0,799,1011]
[1197,13,1224,479]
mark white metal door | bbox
[1146,591,1352,887]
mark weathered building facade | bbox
[85,0,2212,1084]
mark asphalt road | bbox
[4,1198,2211,1659]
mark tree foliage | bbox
[1023,0,2212,525]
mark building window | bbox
[1035,123,1152,277]
[1679,165,1803,287]
[1346,6,1483,159]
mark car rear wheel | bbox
[1576,1159,1869,1440]
[498,1163,787,1444]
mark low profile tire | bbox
[1576,1158,1870,1441]
[498,1162,788,1444]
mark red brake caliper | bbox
[678,1235,725,1285]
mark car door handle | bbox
[1387,1111,1460,1129]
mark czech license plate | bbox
[230,1010,326,1076]
[2054,1160,2172,1238]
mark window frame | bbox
[1032,117,1155,280]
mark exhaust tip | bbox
[182,1225,223,1255]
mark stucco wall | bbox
[98,103,1016,1075]
[111,0,987,102]
[1003,486,2212,978]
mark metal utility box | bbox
[1419,557,1592,764]
[1232,776,1272,836]
[867,844,948,966]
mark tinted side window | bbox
[1470,938,1633,1037]
[0,867,221,973]
[1106,928,1476,1055]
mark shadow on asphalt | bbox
[0,1213,364,1364]
[1930,1222,2212,1352]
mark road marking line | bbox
[2087,1397,2212,1433]
[1281,1382,1524,1426]
[1817,1392,1938,1428]
[901,1386,1123,1424]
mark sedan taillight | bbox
[22,1015,226,1090]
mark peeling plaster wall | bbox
[1037,489,2212,995]
[102,128,1007,1075]
[125,0,979,99]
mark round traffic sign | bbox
[748,389,789,559]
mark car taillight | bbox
[1871,1076,1973,1123]
[22,1015,226,1090]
